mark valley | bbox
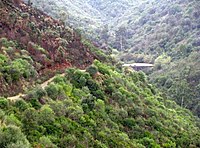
[28,0,200,117]
[0,0,200,147]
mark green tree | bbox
[39,136,57,148]
[0,97,9,109]
[0,125,30,148]
[86,65,98,77]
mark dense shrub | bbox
[86,65,98,77]
[2,58,36,82]
[0,97,9,109]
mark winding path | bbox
[40,73,65,89]
[7,69,86,101]
[7,73,66,101]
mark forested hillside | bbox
[27,0,200,54]
[0,0,200,147]
[149,52,200,116]
[29,0,200,117]
[1,60,200,147]
[0,0,102,96]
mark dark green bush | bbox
[86,65,98,77]
[0,97,9,109]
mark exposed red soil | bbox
[0,1,95,72]
[0,1,97,96]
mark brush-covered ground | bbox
[0,1,200,148]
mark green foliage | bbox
[21,12,29,19]
[45,83,60,100]
[0,97,9,109]
[82,39,110,62]
[39,136,57,148]
[1,58,36,82]
[5,114,22,127]
[150,51,200,117]
[0,40,33,87]
[94,60,110,75]
[0,125,30,148]
[66,69,90,88]
[138,71,147,83]
[155,54,171,65]
[14,100,30,111]
[139,137,160,148]
[0,54,8,65]
[0,37,16,48]
[29,42,47,54]
[27,0,200,118]
[86,65,98,77]
[1,61,200,147]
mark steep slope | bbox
[114,0,200,58]
[24,0,142,41]
[27,0,200,55]
[0,1,200,147]
[27,0,200,62]
[28,0,200,117]
[0,61,200,147]
[87,0,136,22]
[109,0,200,117]
[149,51,200,117]
[0,0,97,96]
[24,0,104,36]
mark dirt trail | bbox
[7,70,86,101]
[7,73,66,101]
[41,73,65,89]
[7,93,26,102]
